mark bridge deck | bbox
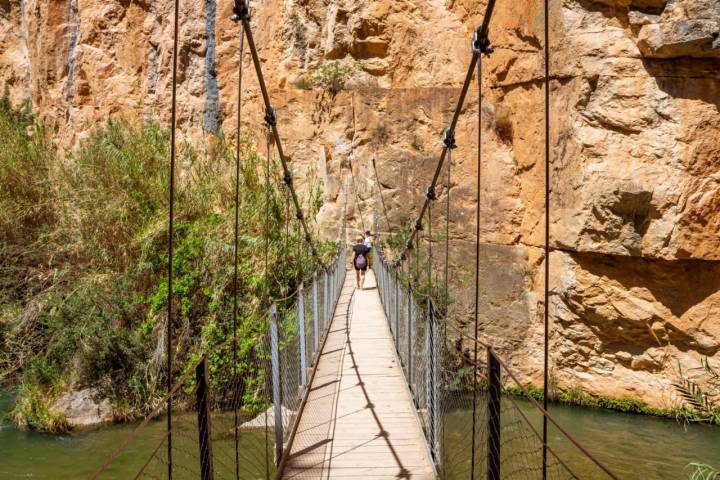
[282,269,434,479]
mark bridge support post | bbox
[488,349,501,480]
[298,284,307,386]
[384,264,389,317]
[270,304,283,464]
[195,356,214,480]
[380,263,386,315]
[324,273,329,330]
[426,300,439,463]
[312,273,319,355]
[394,272,400,353]
[407,285,413,393]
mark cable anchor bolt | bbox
[442,129,457,149]
[230,0,251,22]
[414,220,424,231]
[263,107,277,127]
[296,208,304,221]
[472,29,493,55]
[283,171,293,187]
[425,186,437,201]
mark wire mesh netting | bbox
[90,251,346,480]
[375,256,618,480]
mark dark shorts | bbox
[354,263,367,272]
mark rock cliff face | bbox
[1,0,718,407]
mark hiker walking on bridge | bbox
[351,235,370,289]
[363,229,374,268]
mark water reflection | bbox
[2,391,719,479]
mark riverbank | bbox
[2,389,719,479]
[505,384,703,423]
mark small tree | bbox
[312,61,354,94]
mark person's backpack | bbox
[356,252,367,269]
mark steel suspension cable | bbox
[231,23,245,480]
[388,0,496,269]
[427,201,432,302]
[339,170,349,244]
[296,221,302,281]
[443,142,455,315]
[262,127,272,478]
[349,160,366,234]
[543,0,551,477]
[471,56,482,480]
[468,7,496,477]
[166,0,181,475]
[264,128,271,303]
[284,186,290,292]
[372,156,392,233]
[233,3,324,267]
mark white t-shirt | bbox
[363,237,373,250]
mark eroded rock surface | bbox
[1,0,719,408]
[54,388,112,428]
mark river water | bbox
[2,391,719,479]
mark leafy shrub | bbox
[1,103,335,429]
[292,75,314,90]
[0,87,56,244]
[312,61,354,93]
[10,383,69,433]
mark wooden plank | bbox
[281,270,434,479]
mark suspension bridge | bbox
[88,0,622,479]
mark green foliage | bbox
[292,75,314,90]
[0,87,55,244]
[0,99,333,430]
[311,61,355,93]
[10,383,69,433]
[504,384,697,421]
[674,359,720,425]
[688,463,720,480]
[379,223,450,314]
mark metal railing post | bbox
[312,273,319,353]
[390,270,394,333]
[394,273,400,352]
[383,263,388,312]
[488,349,501,480]
[270,304,283,464]
[195,356,214,480]
[407,285,413,391]
[324,272,329,330]
[330,266,334,312]
[427,300,438,462]
[298,284,307,386]
[380,262,385,311]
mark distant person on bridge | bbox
[363,229,374,268]
[352,236,370,289]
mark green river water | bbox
[2,391,719,479]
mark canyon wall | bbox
[1,0,719,408]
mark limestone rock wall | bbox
[1,0,718,407]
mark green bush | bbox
[292,75,314,90]
[10,383,69,433]
[312,61,355,93]
[0,88,56,244]
[0,100,335,430]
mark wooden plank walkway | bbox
[281,269,435,479]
